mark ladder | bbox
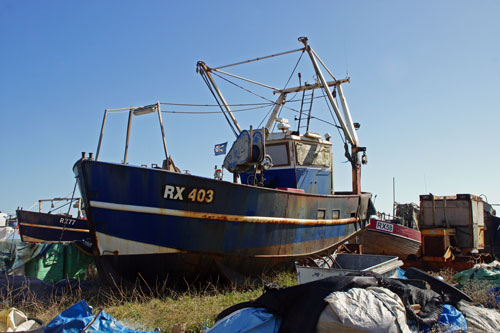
[296,83,315,134]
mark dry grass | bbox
[459,279,498,308]
[0,269,298,332]
[4,265,495,331]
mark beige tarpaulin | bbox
[457,300,500,332]
[316,287,411,333]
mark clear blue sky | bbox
[1,0,499,216]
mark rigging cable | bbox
[107,104,273,115]
[58,179,79,242]
[161,104,271,114]
[319,90,346,145]
[212,72,276,104]
[199,70,238,137]
[256,49,305,129]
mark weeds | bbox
[0,268,298,332]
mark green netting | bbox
[454,260,500,287]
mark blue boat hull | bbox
[74,159,373,281]
[17,210,90,243]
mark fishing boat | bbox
[17,198,90,243]
[74,37,375,282]
[358,217,422,259]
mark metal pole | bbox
[264,94,287,133]
[199,63,242,133]
[336,84,359,145]
[77,198,82,219]
[123,109,133,164]
[213,47,304,70]
[156,101,169,161]
[300,37,361,194]
[274,79,345,95]
[95,109,109,161]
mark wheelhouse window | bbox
[266,143,290,166]
[295,143,331,167]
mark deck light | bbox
[133,104,157,116]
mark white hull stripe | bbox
[96,232,183,256]
[89,200,357,226]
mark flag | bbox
[214,142,228,156]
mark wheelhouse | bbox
[240,131,334,194]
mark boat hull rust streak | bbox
[74,159,372,281]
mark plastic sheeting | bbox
[0,308,41,332]
[206,307,281,333]
[316,287,411,333]
[457,300,500,332]
[488,286,500,308]
[422,304,467,333]
[0,227,18,241]
[0,240,49,273]
[454,260,500,286]
[216,272,443,333]
[46,300,153,333]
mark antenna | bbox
[392,177,396,218]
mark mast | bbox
[198,38,366,194]
[298,37,364,194]
[299,37,358,147]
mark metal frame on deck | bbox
[95,101,169,165]
[196,37,365,194]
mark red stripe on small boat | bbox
[368,218,421,242]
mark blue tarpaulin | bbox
[423,304,467,333]
[206,307,281,333]
[46,300,153,333]
[488,286,500,309]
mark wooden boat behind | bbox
[358,218,422,259]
